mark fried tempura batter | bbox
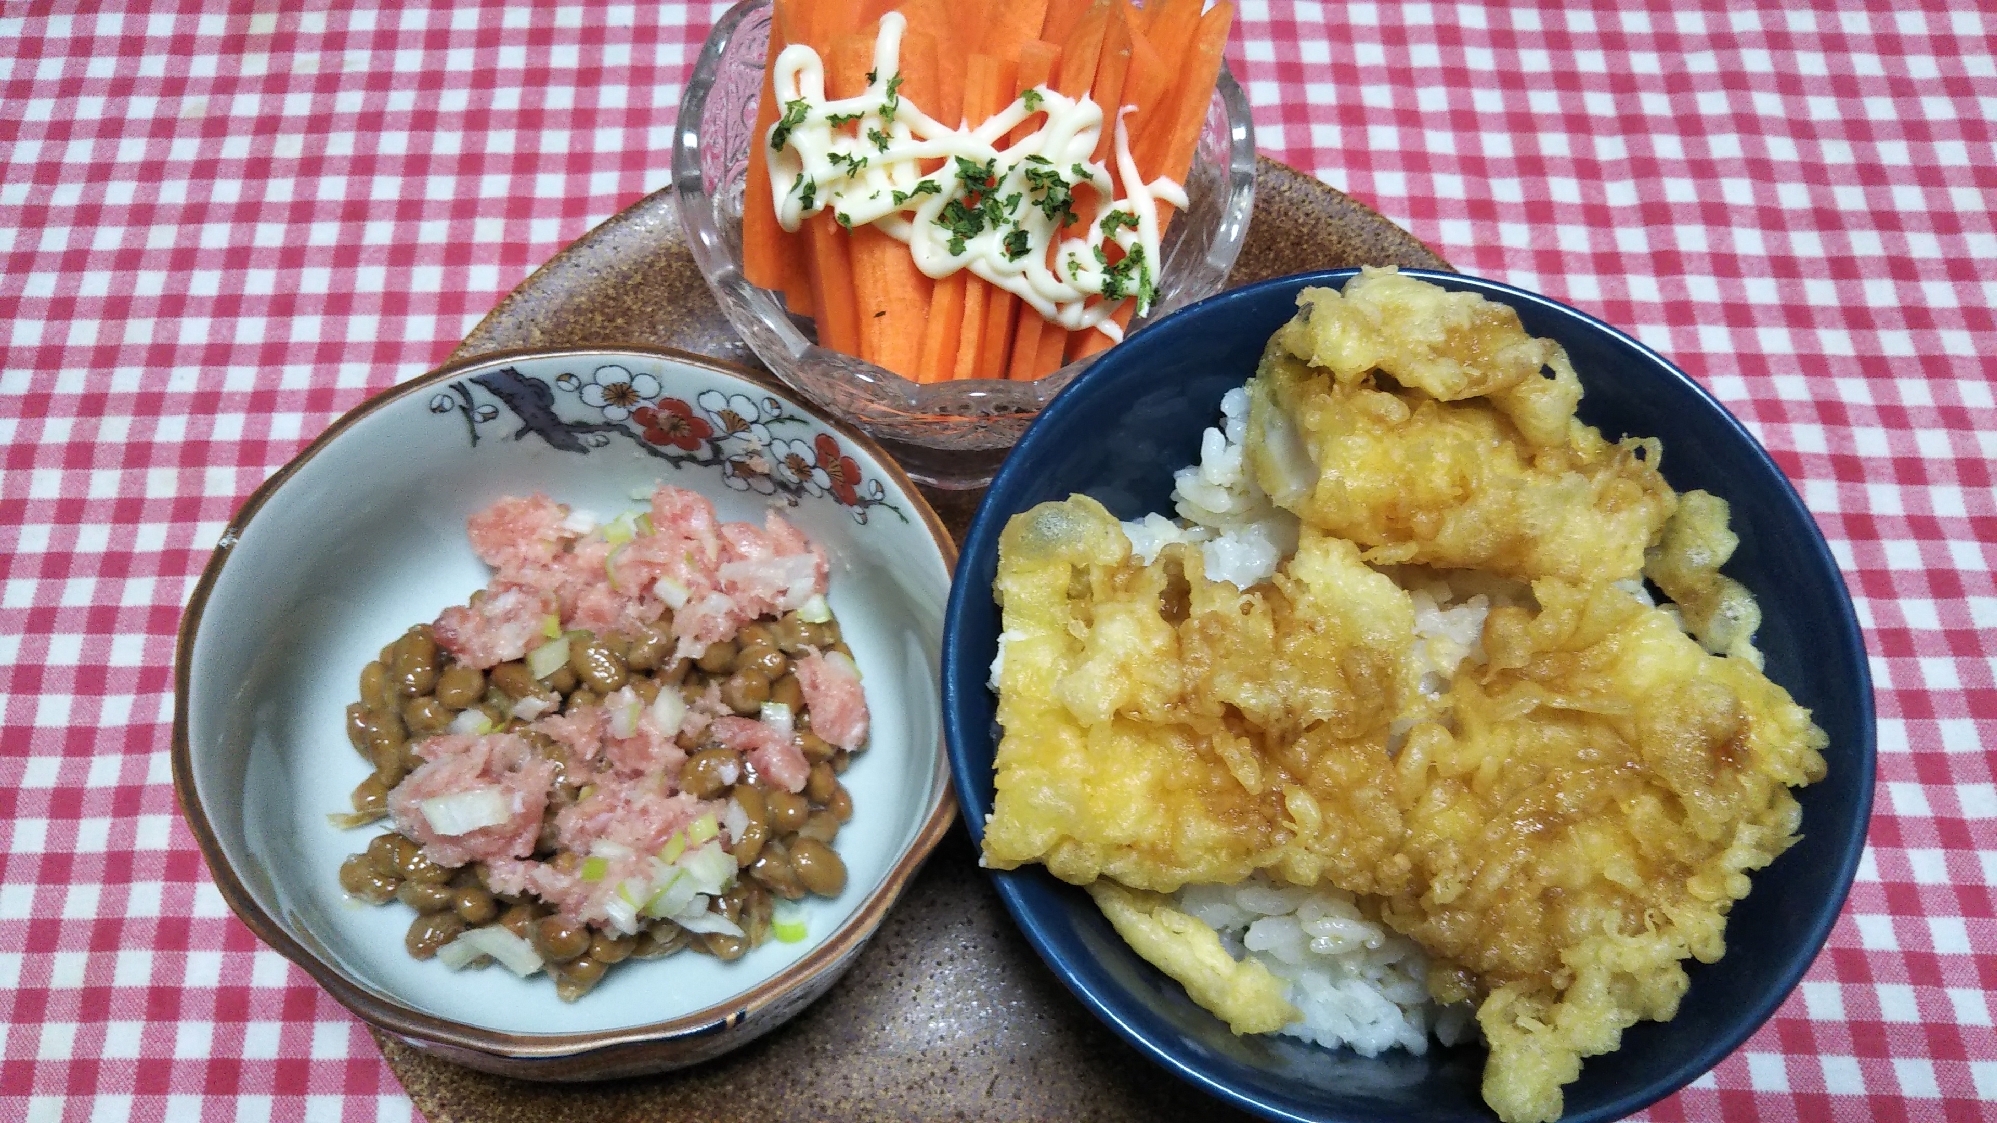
[984,496,1418,891]
[1089,880,1299,1035]
[1247,269,1679,585]
[983,271,1830,1123]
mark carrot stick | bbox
[1073,306,1127,358]
[1072,2,1233,362]
[1122,12,1171,168]
[1033,318,1068,374]
[1087,6,1132,163]
[786,0,868,344]
[918,275,967,382]
[908,14,971,383]
[857,0,902,24]
[949,53,1009,379]
[742,11,793,298]
[1053,0,1112,95]
[1041,0,1093,46]
[803,0,864,49]
[974,56,1023,379]
[895,0,980,124]
[804,217,862,356]
[1140,0,1199,71]
[981,0,1052,61]
[1006,40,1063,379]
[830,32,935,377]
[1155,1,1231,185]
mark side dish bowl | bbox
[174,349,956,1080]
[941,269,1875,1122]
[674,0,1258,490]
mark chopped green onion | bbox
[688,813,719,844]
[659,831,688,865]
[605,512,638,546]
[526,635,570,680]
[772,903,808,943]
[798,593,832,623]
[605,543,627,592]
[580,856,608,882]
[635,512,654,536]
[541,614,562,640]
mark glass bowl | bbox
[674,0,1257,488]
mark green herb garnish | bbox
[770,99,810,150]
[1022,88,1043,112]
[1003,227,1032,261]
[1100,209,1139,238]
[891,179,942,206]
[1022,163,1075,226]
[880,72,904,123]
[939,197,986,254]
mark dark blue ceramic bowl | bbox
[941,269,1874,1123]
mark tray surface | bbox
[397,156,1448,1122]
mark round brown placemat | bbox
[395,156,1449,1123]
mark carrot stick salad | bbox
[741,0,1235,381]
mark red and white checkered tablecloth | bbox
[2,0,1992,1119]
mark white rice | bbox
[1123,388,1300,589]
[1180,877,1476,1056]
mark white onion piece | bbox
[447,708,493,736]
[653,577,691,610]
[824,650,862,682]
[437,926,545,976]
[418,788,510,836]
[510,695,554,721]
[681,842,738,896]
[759,701,794,739]
[603,890,640,935]
[608,695,642,739]
[674,908,745,937]
[649,688,687,737]
[559,508,599,534]
[525,636,570,681]
[797,593,832,623]
[721,799,750,845]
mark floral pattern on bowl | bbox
[428,361,906,522]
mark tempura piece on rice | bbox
[981,495,1422,893]
[1247,268,1679,585]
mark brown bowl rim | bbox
[171,344,960,1062]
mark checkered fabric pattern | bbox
[1,0,1991,1119]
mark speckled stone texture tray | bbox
[392,156,1447,1123]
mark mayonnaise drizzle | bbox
[766,12,1187,341]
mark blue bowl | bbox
[941,269,1875,1122]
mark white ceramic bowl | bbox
[173,348,956,1079]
